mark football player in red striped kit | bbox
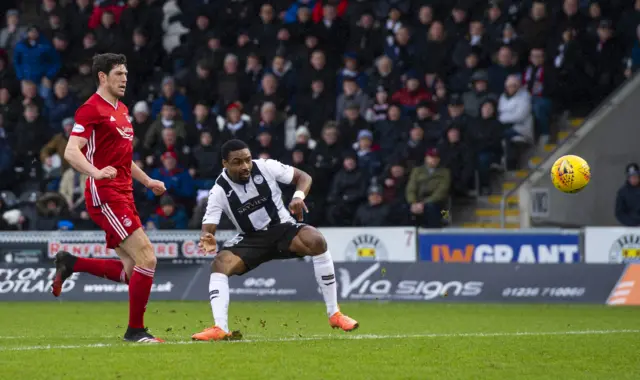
[52,53,167,343]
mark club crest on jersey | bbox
[253,174,264,184]
[116,127,134,141]
[123,217,132,227]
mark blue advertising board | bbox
[418,232,581,263]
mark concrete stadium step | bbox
[475,208,520,217]
[462,222,521,229]
[487,195,519,205]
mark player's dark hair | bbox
[92,53,127,86]
[221,139,249,161]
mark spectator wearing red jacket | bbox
[391,71,432,114]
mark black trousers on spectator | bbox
[413,202,443,229]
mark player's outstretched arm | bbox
[200,224,217,252]
[64,135,116,180]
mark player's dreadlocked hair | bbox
[92,53,127,86]
[221,139,249,161]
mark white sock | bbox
[209,273,230,333]
[313,251,340,317]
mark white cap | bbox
[133,101,149,114]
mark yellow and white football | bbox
[550,155,591,193]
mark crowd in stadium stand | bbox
[0,0,637,231]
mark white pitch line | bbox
[0,329,638,352]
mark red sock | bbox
[73,258,128,283]
[128,266,154,329]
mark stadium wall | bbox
[1,228,638,305]
[516,73,640,227]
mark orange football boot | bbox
[192,326,242,341]
[329,311,359,332]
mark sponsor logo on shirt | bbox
[110,115,116,122]
[72,123,85,133]
[116,127,134,141]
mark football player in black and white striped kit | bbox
[192,139,359,341]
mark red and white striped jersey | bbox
[71,93,134,206]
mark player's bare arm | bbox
[132,161,166,195]
[64,135,117,180]
[199,224,217,252]
[288,168,312,221]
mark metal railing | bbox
[499,74,640,228]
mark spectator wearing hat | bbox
[616,163,640,226]
[406,148,451,228]
[40,117,74,175]
[499,75,534,144]
[13,25,61,90]
[463,70,491,118]
[438,122,474,197]
[147,151,196,207]
[442,93,469,129]
[151,76,192,123]
[326,151,368,226]
[523,47,557,142]
[336,76,370,121]
[374,103,410,158]
[353,184,392,227]
[0,9,27,54]
[146,194,188,230]
[131,101,151,147]
[219,101,253,142]
[338,100,370,149]
[337,52,369,92]
[355,129,382,177]
[468,97,505,193]
[68,59,94,103]
[294,126,317,150]
[45,78,78,132]
[143,100,188,153]
[296,77,335,138]
[391,70,432,114]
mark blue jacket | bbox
[147,206,189,229]
[151,94,192,123]
[284,0,316,23]
[13,36,61,82]
[0,138,13,174]
[147,167,196,200]
[45,93,78,131]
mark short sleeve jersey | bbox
[71,93,134,207]
[203,159,296,232]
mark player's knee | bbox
[211,252,239,276]
[137,243,157,269]
[303,230,327,255]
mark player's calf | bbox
[51,251,128,297]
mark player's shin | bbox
[312,250,339,317]
[74,257,128,283]
[209,273,230,333]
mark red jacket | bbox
[88,4,126,29]
[391,89,432,107]
[312,0,348,23]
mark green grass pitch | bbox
[0,302,639,379]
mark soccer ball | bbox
[550,155,591,193]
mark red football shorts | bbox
[88,202,142,249]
